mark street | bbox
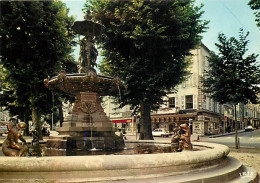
[129,129,260,149]
[200,129,260,149]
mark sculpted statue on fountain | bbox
[78,36,98,73]
[0,116,28,157]
[171,123,192,152]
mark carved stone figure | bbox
[78,36,98,71]
[172,123,192,152]
[0,121,28,156]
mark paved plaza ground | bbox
[229,147,260,174]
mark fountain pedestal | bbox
[46,92,124,150]
[60,92,113,134]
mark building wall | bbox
[151,44,224,136]
[99,44,260,135]
[0,110,9,121]
[102,96,134,133]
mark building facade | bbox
[0,110,9,121]
[100,44,260,136]
[102,97,136,134]
[150,44,224,136]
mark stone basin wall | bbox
[1,142,257,183]
[0,142,229,172]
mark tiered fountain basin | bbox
[44,70,125,150]
[0,142,258,182]
[45,70,122,96]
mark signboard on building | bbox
[192,121,205,136]
[112,119,132,123]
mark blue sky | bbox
[195,0,260,61]
[63,0,260,63]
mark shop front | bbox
[111,119,133,133]
[151,114,195,133]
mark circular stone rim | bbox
[0,142,229,172]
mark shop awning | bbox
[112,119,132,123]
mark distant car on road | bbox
[245,125,254,132]
[152,128,170,137]
[0,124,7,136]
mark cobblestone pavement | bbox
[228,147,260,174]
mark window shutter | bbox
[181,96,185,109]
[193,95,197,109]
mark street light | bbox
[189,118,193,134]
[0,91,3,112]
[51,91,54,131]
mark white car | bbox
[245,125,254,132]
[0,124,7,136]
[152,128,170,137]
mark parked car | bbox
[0,124,7,136]
[152,128,170,137]
[245,125,254,132]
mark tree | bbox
[249,0,260,28]
[86,0,208,139]
[0,1,76,138]
[203,29,260,148]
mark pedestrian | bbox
[227,125,231,133]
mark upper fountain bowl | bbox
[44,70,124,96]
[72,20,103,36]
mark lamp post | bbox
[136,115,140,140]
[51,91,54,131]
[0,91,2,112]
[189,118,193,134]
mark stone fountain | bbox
[0,11,258,183]
[44,16,124,151]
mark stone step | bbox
[0,157,249,183]
[229,165,259,183]
[99,157,245,183]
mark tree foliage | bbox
[249,0,260,28]
[86,0,208,139]
[0,1,76,136]
[203,29,260,148]
[203,29,260,105]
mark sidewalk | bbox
[125,129,248,140]
[0,129,250,146]
[206,129,247,138]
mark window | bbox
[169,97,175,108]
[185,95,193,109]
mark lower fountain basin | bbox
[0,141,258,183]
[30,142,203,156]
[0,142,231,181]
